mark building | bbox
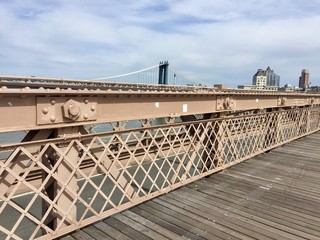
[213,84,228,90]
[238,84,256,90]
[299,69,310,89]
[238,84,278,91]
[265,66,280,87]
[279,84,296,92]
[250,67,280,91]
[237,67,281,91]
[252,69,267,90]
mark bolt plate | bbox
[216,96,236,110]
[37,97,98,125]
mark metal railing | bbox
[0,106,319,239]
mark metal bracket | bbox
[277,97,287,106]
[308,97,315,105]
[140,119,154,127]
[112,121,127,131]
[37,97,98,125]
[217,96,236,110]
[164,117,175,124]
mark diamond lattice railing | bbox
[0,106,319,239]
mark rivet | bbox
[91,105,96,111]
[84,99,89,104]
[83,114,88,119]
[50,116,56,122]
[50,100,56,105]
[42,108,48,114]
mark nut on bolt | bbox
[63,99,81,120]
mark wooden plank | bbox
[205,174,320,216]
[190,178,320,230]
[186,181,320,237]
[60,236,76,240]
[70,231,95,240]
[135,204,212,239]
[152,197,241,240]
[179,183,319,240]
[130,206,206,240]
[93,221,132,240]
[167,190,293,240]
[211,171,320,204]
[114,213,169,240]
[229,161,320,188]
[123,211,185,240]
[192,177,320,227]
[143,200,225,240]
[81,225,114,240]
[161,192,270,239]
[155,194,255,240]
[103,218,151,240]
[225,169,320,198]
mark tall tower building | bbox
[299,69,310,89]
[265,66,280,87]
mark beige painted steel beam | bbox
[0,89,320,132]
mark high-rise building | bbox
[252,69,267,90]
[252,67,280,90]
[299,69,310,89]
[265,66,280,87]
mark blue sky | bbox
[0,0,320,87]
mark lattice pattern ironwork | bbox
[0,106,319,239]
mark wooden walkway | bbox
[62,131,320,240]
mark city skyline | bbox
[0,1,319,87]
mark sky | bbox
[0,0,320,87]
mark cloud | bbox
[0,0,320,87]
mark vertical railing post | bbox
[43,127,79,232]
[214,113,226,168]
[306,108,311,133]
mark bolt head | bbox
[50,116,56,122]
[42,108,48,114]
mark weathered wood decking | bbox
[62,131,320,240]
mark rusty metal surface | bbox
[0,105,319,239]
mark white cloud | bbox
[0,0,320,86]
